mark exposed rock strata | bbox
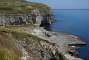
[0,15,32,26]
[0,28,64,60]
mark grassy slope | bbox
[0,28,20,60]
[0,0,51,15]
[0,27,50,60]
[0,27,64,60]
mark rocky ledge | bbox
[0,26,86,60]
[0,27,64,60]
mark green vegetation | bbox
[27,2,52,15]
[0,0,51,15]
[0,26,65,60]
[0,27,52,59]
[0,0,32,14]
[0,0,55,60]
[0,49,19,60]
[0,27,49,42]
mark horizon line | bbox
[53,9,89,10]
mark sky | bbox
[27,0,89,9]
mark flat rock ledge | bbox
[30,27,86,60]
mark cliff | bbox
[0,0,86,60]
[0,0,53,27]
[0,25,86,60]
[0,27,64,60]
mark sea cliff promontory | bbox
[0,0,86,60]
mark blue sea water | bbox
[51,9,89,60]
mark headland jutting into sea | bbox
[0,0,86,60]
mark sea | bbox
[51,9,89,60]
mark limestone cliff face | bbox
[0,15,32,26]
[0,0,58,60]
[0,0,53,26]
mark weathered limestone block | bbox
[0,16,6,26]
[36,14,43,25]
[0,15,32,26]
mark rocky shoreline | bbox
[30,27,86,60]
[0,25,86,60]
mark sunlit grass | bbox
[0,48,19,60]
[0,27,49,42]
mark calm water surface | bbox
[51,9,89,60]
